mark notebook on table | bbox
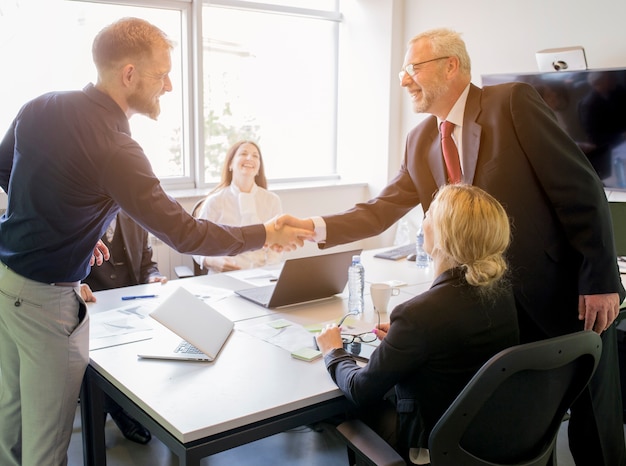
[137,287,234,362]
[235,249,361,308]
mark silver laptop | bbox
[236,249,361,308]
[138,287,234,362]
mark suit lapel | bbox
[462,84,483,184]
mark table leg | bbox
[80,365,107,466]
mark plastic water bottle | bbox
[395,217,410,246]
[415,226,430,268]
[348,255,365,314]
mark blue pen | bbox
[121,294,158,301]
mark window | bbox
[0,0,341,188]
[202,2,340,182]
[0,0,186,180]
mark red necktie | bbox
[441,120,462,184]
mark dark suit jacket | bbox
[322,82,625,337]
[83,212,162,292]
[324,268,519,458]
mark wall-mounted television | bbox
[482,69,626,191]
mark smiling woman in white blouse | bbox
[193,141,283,273]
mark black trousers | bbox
[569,325,626,466]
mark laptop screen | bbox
[236,249,361,308]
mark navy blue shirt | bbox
[0,84,265,283]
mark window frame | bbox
[67,0,342,190]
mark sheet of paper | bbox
[240,319,316,353]
[89,305,154,350]
[178,284,234,302]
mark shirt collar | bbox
[229,182,258,196]
[437,83,471,128]
[82,83,131,136]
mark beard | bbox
[413,73,449,114]
[128,80,161,120]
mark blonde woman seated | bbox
[316,184,520,465]
[193,141,282,273]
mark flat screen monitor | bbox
[482,69,626,191]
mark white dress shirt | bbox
[193,183,283,272]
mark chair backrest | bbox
[191,198,209,276]
[428,330,602,466]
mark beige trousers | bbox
[0,263,89,466]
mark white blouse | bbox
[193,183,283,272]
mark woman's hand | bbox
[204,256,241,273]
[315,324,344,356]
[148,275,168,285]
[373,323,390,340]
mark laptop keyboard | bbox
[238,285,274,305]
[175,341,204,354]
[374,243,415,260]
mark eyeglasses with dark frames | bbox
[398,56,450,81]
[341,331,377,344]
[337,308,381,346]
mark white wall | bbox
[400,0,626,137]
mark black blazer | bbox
[322,82,624,337]
[83,212,161,292]
[324,268,519,458]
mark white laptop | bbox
[137,287,234,362]
[235,249,361,308]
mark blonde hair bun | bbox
[428,184,510,289]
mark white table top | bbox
[86,248,434,443]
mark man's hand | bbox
[264,216,314,252]
[274,214,315,232]
[89,240,110,266]
[578,293,621,333]
[80,283,97,303]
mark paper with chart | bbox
[89,304,154,350]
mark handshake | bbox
[264,214,315,252]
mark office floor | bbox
[67,405,626,466]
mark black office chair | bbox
[335,330,602,466]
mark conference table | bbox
[80,248,434,466]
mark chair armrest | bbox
[335,420,405,466]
